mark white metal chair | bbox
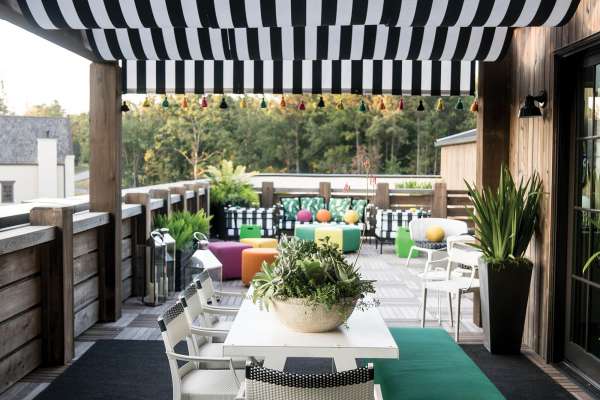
[237,361,383,400]
[405,218,469,282]
[194,270,244,330]
[158,302,244,400]
[421,243,482,342]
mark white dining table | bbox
[222,294,399,371]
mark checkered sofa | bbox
[374,209,431,252]
[224,206,278,239]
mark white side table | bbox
[191,249,223,290]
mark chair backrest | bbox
[180,284,211,346]
[195,269,216,304]
[245,363,375,400]
[408,218,468,241]
[158,302,199,398]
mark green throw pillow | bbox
[281,197,300,220]
[300,197,325,219]
[352,199,368,221]
[328,197,352,222]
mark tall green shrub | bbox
[205,159,259,207]
[154,210,212,250]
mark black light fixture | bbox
[519,90,547,118]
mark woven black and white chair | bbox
[238,362,382,400]
[374,209,430,254]
[225,206,278,239]
[158,302,244,400]
[180,284,248,369]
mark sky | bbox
[0,20,90,115]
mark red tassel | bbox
[398,98,404,111]
[200,96,208,108]
[298,100,306,111]
[379,98,386,111]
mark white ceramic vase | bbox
[270,298,356,333]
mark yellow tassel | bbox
[436,98,445,112]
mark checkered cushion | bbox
[374,209,431,239]
[278,220,365,231]
[225,206,278,238]
[414,240,447,250]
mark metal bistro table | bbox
[223,292,399,371]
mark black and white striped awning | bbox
[88,26,510,62]
[19,0,578,29]
[14,0,579,95]
[122,60,475,95]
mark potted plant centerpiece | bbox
[251,236,377,333]
[466,166,542,354]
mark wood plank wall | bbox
[440,142,477,190]
[121,218,134,301]
[72,228,100,337]
[0,247,43,392]
[504,0,600,359]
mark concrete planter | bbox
[479,258,533,354]
[271,298,356,333]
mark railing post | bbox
[375,183,390,209]
[150,189,172,217]
[432,182,448,218]
[30,206,74,365]
[124,193,152,297]
[170,186,188,213]
[197,181,210,215]
[184,183,201,213]
[261,182,274,208]
[319,182,331,203]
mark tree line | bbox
[1,90,476,188]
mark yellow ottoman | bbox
[314,226,343,252]
[240,238,278,248]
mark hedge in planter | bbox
[466,166,542,355]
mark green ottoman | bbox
[339,225,361,253]
[240,224,261,239]
[395,228,419,258]
[294,224,316,241]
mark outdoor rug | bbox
[461,344,575,400]
[34,331,575,400]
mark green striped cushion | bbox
[281,197,300,220]
[352,199,368,221]
[328,197,352,222]
[300,197,325,219]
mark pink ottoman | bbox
[208,241,252,280]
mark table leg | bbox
[262,354,287,371]
[334,355,357,371]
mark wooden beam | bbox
[170,186,188,212]
[29,206,74,365]
[432,182,448,218]
[125,193,152,297]
[476,54,512,190]
[89,62,122,322]
[150,189,172,216]
[261,182,274,208]
[375,183,390,209]
[319,182,332,203]
[0,2,99,62]
[184,183,201,213]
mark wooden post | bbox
[184,183,201,213]
[319,182,331,203]
[375,183,390,209]
[196,181,210,214]
[473,57,511,328]
[261,182,274,208]
[432,182,448,218]
[476,55,511,190]
[170,186,188,213]
[89,62,122,322]
[124,193,152,297]
[150,189,172,217]
[30,206,74,365]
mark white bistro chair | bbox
[237,362,382,400]
[158,302,244,400]
[421,243,482,342]
[405,218,469,282]
[194,270,246,330]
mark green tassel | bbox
[359,99,367,112]
[455,98,464,110]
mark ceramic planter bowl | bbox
[270,298,356,333]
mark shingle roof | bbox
[434,129,476,147]
[0,116,73,165]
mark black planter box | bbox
[210,205,227,239]
[175,249,194,291]
[479,259,533,354]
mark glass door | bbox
[565,59,600,384]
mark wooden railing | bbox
[257,181,473,224]
[0,180,209,393]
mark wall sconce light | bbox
[519,90,547,118]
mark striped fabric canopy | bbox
[88,26,510,62]
[14,0,579,95]
[19,0,578,29]
[123,60,475,95]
